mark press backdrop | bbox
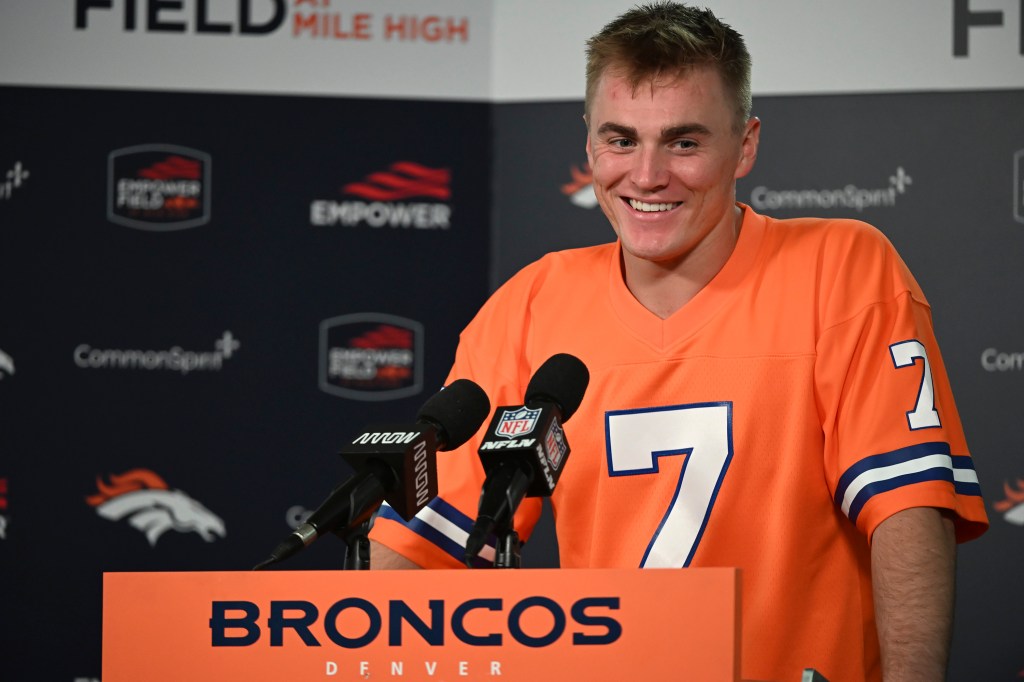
[1,1,1022,679]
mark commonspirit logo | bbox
[310,162,452,230]
[980,346,1024,372]
[1,161,29,201]
[74,331,240,374]
[749,167,913,213]
[74,1,471,43]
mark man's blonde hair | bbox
[585,2,752,132]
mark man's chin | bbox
[620,241,684,265]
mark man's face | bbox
[586,67,759,271]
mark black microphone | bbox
[464,354,589,565]
[255,378,490,569]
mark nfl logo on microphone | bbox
[496,407,542,438]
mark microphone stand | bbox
[492,522,521,569]
[465,462,530,568]
[340,517,374,570]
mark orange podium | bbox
[103,568,740,681]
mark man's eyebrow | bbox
[595,122,636,137]
[663,123,712,138]
[595,122,713,138]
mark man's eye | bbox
[610,138,634,148]
[674,139,697,150]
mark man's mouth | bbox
[628,199,681,212]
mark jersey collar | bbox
[607,203,767,351]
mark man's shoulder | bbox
[765,212,888,241]
[761,212,897,262]
[529,241,617,268]
[503,242,617,288]
[757,211,925,309]
[468,242,616,327]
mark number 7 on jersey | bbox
[605,402,734,569]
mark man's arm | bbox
[369,539,422,570]
[871,506,956,681]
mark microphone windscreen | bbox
[524,353,590,423]
[416,378,491,451]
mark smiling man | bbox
[586,63,759,318]
[369,4,988,681]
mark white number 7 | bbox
[890,340,941,430]
[605,402,733,568]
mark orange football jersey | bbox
[370,205,988,681]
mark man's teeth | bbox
[629,199,680,212]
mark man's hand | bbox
[369,539,422,570]
[871,506,956,681]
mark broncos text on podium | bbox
[210,595,622,648]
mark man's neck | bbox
[621,205,743,320]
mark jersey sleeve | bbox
[368,266,546,568]
[813,222,988,544]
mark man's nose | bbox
[630,146,670,191]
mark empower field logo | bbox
[319,313,424,401]
[108,144,212,230]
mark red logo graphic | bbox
[343,162,451,201]
[352,324,414,381]
[0,477,7,539]
[86,469,226,545]
[352,324,413,348]
[139,155,202,180]
[994,477,1024,525]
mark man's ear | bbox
[584,115,594,166]
[735,116,760,180]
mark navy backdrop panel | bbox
[3,79,1024,679]
[0,85,491,680]
[492,90,1024,679]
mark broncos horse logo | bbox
[994,477,1024,526]
[560,162,598,209]
[86,469,226,545]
